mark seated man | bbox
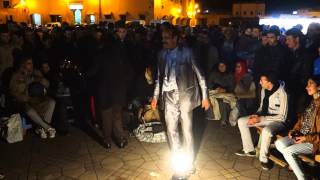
[235,73,288,170]
[9,56,56,139]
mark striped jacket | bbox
[257,81,288,122]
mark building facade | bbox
[0,0,193,25]
[232,1,265,18]
[297,8,320,17]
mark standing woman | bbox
[275,75,320,180]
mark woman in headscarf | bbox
[208,61,235,93]
[207,61,236,125]
[275,75,320,180]
[234,60,256,116]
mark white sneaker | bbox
[47,128,56,139]
[36,128,47,139]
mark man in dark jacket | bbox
[92,21,133,149]
[151,24,210,175]
[285,28,313,115]
[253,28,289,83]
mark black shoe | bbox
[235,149,256,157]
[103,139,112,149]
[118,138,128,149]
[104,142,112,149]
[261,161,272,171]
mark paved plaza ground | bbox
[0,115,297,180]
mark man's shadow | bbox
[192,106,208,159]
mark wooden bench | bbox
[255,126,320,167]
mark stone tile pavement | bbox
[0,120,297,180]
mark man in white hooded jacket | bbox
[235,73,288,170]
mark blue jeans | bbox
[275,136,313,180]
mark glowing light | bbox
[20,0,26,5]
[187,3,195,18]
[293,11,298,15]
[195,4,199,9]
[197,9,200,13]
[13,0,26,8]
[259,16,320,34]
[171,7,182,17]
[69,4,83,10]
[171,151,192,174]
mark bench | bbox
[255,126,320,167]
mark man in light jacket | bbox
[235,73,288,170]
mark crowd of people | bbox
[0,20,320,179]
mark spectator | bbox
[234,61,256,116]
[286,28,313,115]
[9,56,56,139]
[21,28,36,59]
[260,30,268,47]
[306,23,320,60]
[0,25,14,75]
[313,46,320,75]
[235,26,259,70]
[235,73,288,171]
[208,62,236,125]
[251,25,261,40]
[253,28,289,83]
[208,61,235,93]
[91,21,132,149]
[194,29,219,77]
[275,75,320,180]
[220,27,237,68]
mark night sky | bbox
[201,0,320,14]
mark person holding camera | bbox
[275,75,320,180]
[9,56,56,139]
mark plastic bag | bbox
[0,114,23,143]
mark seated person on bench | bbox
[10,56,56,139]
[275,75,320,180]
[235,73,288,170]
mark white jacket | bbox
[257,81,288,122]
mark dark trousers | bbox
[217,98,231,125]
[101,105,125,142]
